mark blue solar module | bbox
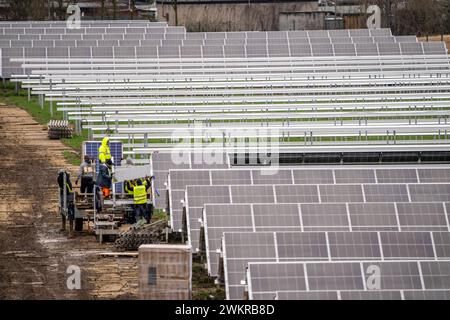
[84,141,123,193]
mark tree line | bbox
[1,0,449,37]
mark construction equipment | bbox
[59,154,157,243]
[115,219,169,251]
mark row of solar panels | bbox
[7,44,447,79]
[0,35,415,45]
[0,27,185,36]
[167,167,450,236]
[246,260,450,300]
[0,20,167,27]
[0,27,388,37]
[204,204,450,275]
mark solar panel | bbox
[203,204,254,275]
[251,170,293,185]
[301,203,349,231]
[153,152,190,171]
[331,37,353,44]
[434,232,450,258]
[276,232,328,260]
[417,169,450,183]
[329,30,350,37]
[333,43,357,56]
[370,29,392,37]
[364,261,423,289]
[231,185,275,203]
[170,170,211,190]
[355,43,379,56]
[376,169,418,183]
[246,38,268,45]
[276,290,435,300]
[378,43,401,55]
[352,36,374,44]
[158,46,179,58]
[247,260,450,299]
[380,232,435,259]
[422,42,448,54]
[409,184,450,202]
[274,185,319,203]
[334,169,376,184]
[403,290,450,300]
[328,232,381,260]
[308,30,329,38]
[276,291,339,300]
[224,231,450,299]
[340,290,402,300]
[320,185,364,203]
[293,169,333,184]
[252,203,301,231]
[91,46,113,58]
[184,185,231,240]
[309,37,331,44]
[400,43,424,55]
[396,202,448,231]
[136,46,158,58]
[211,170,251,185]
[224,45,246,58]
[289,44,312,57]
[350,29,370,37]
[348,203,398,231]
[202,45,224,58]
[311,44,334,57]
[114,47,135,58]
[374,36,396,43]
[246,45,268,58]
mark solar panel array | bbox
[204,202,450,277]
[168,167,450,244]
[4,22,449,153]
[3,21,450,300]
[223,231,450,299]
[163,165,450,300]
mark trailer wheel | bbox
[75,218,83,231]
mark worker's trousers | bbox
[80,176,94,194]
[134,204,147,222]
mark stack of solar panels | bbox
[164,165,450,300]
[47,119,72,139]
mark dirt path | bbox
[0,103,138,299]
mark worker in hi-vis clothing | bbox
[97,159,113,199]
[98,136,111,164]
[131,179,148,223]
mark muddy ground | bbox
[0,103,138,299]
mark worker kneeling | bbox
[133,179,149,223]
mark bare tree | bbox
[112,0,117,20]
[395,0,443,36]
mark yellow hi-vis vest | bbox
[133,185,147,205]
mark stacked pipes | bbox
[115,220,168,251]
[47,120,73,139]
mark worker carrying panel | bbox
[134,185,147,205]
[98,136,111,164]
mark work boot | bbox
[60,216,66,232]
[68,220,75,239]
